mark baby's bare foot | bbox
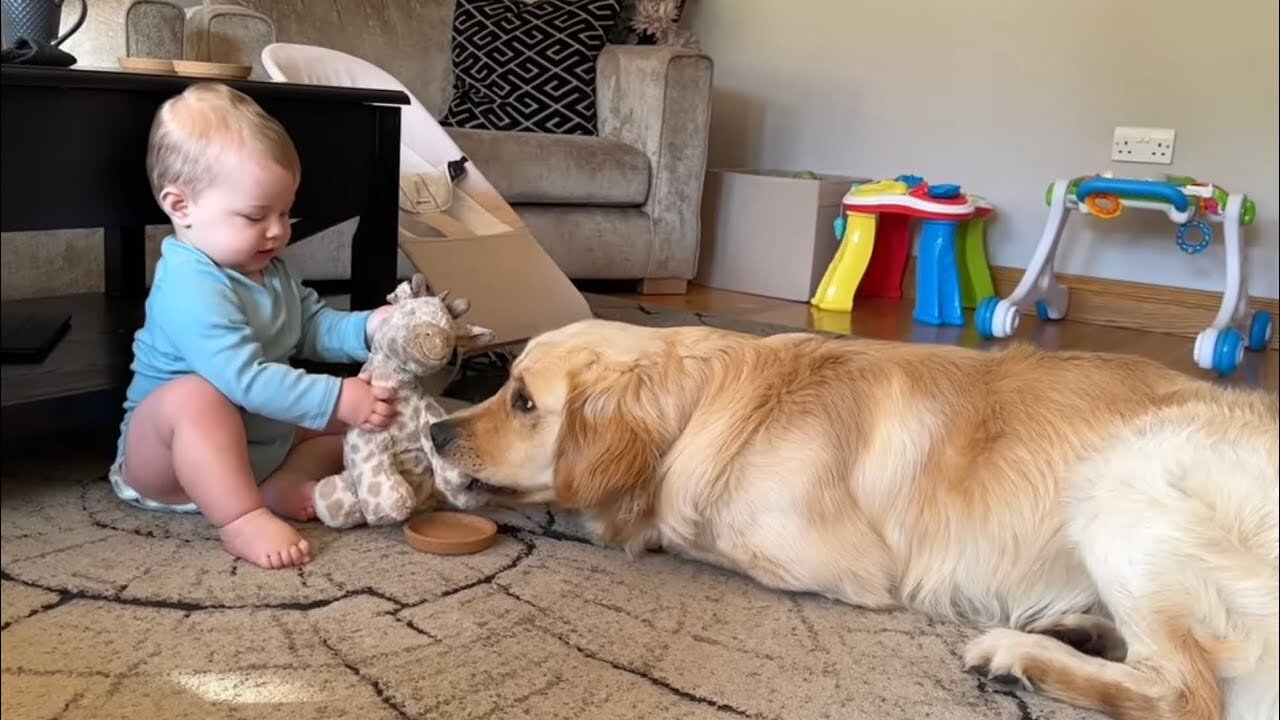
[218,507,312,569]
[261,475,319,522]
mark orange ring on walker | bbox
[1085,193,1123,218]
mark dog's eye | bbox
[511,389,536,413]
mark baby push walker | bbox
[974,174,1271,376]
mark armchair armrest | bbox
[596,45,713,280]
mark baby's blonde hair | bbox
[146,82,301,201]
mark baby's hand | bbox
[337,377,397,431]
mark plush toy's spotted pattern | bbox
[313,274,495,528]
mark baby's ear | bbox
[159,186,193,227]
[455,323,495,351]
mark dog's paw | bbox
[1025,613,1127,661]
[962,628,1040,693]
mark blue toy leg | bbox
[914,219,964,326]
[937,228,964,326]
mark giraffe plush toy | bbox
[313,273,495,529]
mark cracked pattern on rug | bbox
[2,450,1104,719]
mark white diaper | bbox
[107,456,199,514]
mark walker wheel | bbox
[975,296,1000,339]
[1248,310,1274,352]
[1034,298,1068,322]
[1212,328,1244,376]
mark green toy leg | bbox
[957,218,995,309]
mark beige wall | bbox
[685,0,1280,299]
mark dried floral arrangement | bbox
[617,0,697,49]
[515,0,699,49]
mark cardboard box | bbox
[696,169,868,302]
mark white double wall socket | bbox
[1111,126,1176,164]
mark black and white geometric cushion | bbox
[441,0,623,136]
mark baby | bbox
[109,83,396,570]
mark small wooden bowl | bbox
[403,511,498,555]
[118,56,175,75]
[173,60,252,80]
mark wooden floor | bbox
[605,284,1279,392]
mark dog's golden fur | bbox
[431,319,1279,720]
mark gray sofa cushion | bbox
[448,128,650,206]
[516,205,653,278]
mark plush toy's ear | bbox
[432,288,470,319]
[410,273,429,297]
[387,278,415,305]
[445,296,470,319]
[455,322,495,350]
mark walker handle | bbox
[1075,177,1189,212]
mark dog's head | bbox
[427,319,687,541]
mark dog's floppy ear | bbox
[553,368,666,543]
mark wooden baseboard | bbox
[900,260,1278,350]
[638,278,689,295]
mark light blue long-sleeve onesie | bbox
[114,236,373,485]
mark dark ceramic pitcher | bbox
[1,0,87,48]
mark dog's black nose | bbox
[429,421,457,451]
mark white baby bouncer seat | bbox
[260,42,592,348]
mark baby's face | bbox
[182,150,299,276]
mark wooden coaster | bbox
[173,60,252,80]
[117,56,175,75]
[403,511,498,555]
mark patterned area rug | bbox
[0,295,1102,720]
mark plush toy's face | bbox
[376,275,495,375]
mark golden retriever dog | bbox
[427,318,1278,720]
